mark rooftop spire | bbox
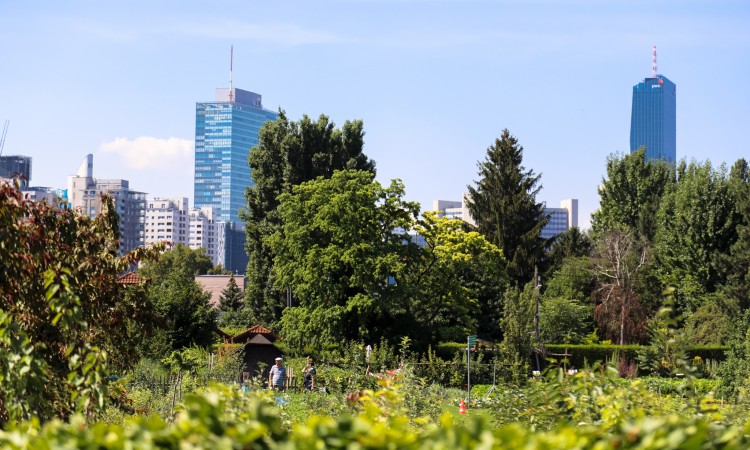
[652,44,657,78]
[229,45,234,102]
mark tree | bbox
[269,170,507,351]
[591,148,674,242]
[653,160,741,312]
[719,159,750,308]
[540,257,596,344]
[411,212,508,344]
[243,112,376,329]
[466,129,548,286]
[591,229,648,344]
[219,274,244,312]
[143,244,213,280]
[544,227,593,278]
[139,247,217,359]
[500,282,536,365]
[0,184,161,424]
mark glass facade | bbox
[630,75,676,163]
[194,88,277,226]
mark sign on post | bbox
[467,335,477,407]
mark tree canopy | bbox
[270,170,507,351]
[243,112,376,329]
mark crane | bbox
[0,120,8,157]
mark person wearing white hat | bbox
[269,357,286,390]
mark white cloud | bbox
[99,136,193,170]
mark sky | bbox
[1,0,749,228]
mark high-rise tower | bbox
[629,45,676,163]
[193,52,278,272]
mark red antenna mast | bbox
[229,45,234,102]
[652,44,657,78]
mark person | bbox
[302,357,316,391]
[268,357,286,390]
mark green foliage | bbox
[465,129,548,286]
[272,170,506,351]
[243,111,376,329]
[141,244,214,279]
[540,296,592,344]
[544,227,593,277]
[501,282,536,363]
[654,160,742,312]
[0,184,162,425]
[139,252,217,359]
[720,158,750,308]
[683,293,739,345]
[591,148,674,242]
[272,170,419,348]
[2,374,750,449]
[637,308,691,377]
[218,274,244,312]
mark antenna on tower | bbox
[229,45,234,102]
[652,44,657,78]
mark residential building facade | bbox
[67,154,146,254]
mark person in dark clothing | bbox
[303,357,316,391]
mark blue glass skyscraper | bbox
[629,74,676,163]
[194,87,277,226]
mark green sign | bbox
[468,335,477,346]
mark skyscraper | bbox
[194,87,277,226]
[630,45,676,163]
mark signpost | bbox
[467,335,477,407]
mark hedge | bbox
[435,343,728,372]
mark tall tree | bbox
[465,129,548,286]
[591,148,674,242]
[243,112,376,329]
[653,160,741,312]
[591,229,649,344]
[720,159,750,308]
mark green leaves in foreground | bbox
[1,382,749,449]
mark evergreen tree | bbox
[219,274,244,312]
[243,112,376,329]
[466,129,548,286]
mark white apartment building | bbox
[145,197,189,246]
[432,195,577,239]
[144,198,223,267]
[189,206,221,267]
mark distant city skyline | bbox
[2,1,749,229]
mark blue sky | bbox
[1,0,748,228]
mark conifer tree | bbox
[466,129,548,286]
[219,274,244,312]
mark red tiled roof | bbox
[230,324,277,343]
[246,324,272,334]
[117,272,141,284]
